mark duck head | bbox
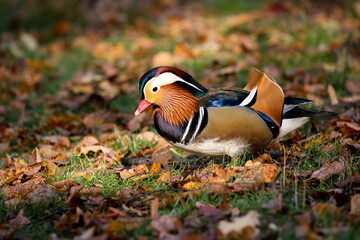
[135,66,208,125]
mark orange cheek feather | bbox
[135,99,152,115]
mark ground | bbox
[0,0,359,239]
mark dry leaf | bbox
[9,209,31,229]
[310,161,344,182]
[335,175,360,188]
[181,181,203,190]
[51,178,78,192]
[79,187,103,196]
[151,146,173,165]
[40,135,70,147]
[150,214,176,237]
[76,135,99,147]
[262,194,283,213]
[150,163,162,174]
[157,171,171,183]
[327,84,339,105]
[27,184,58,204]
[151,197,159,219]
[350,194,360,215]
[196,202,229,222]
[4,184,38,200]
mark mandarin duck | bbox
[135,66,335,157]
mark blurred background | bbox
[0,0,359,146]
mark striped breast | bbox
[153,107,208,144]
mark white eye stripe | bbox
[143,72,204,98]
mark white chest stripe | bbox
[191,107,204,142]
[240,86,257,106]
[180,116,193,143]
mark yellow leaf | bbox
[181,181,203,190]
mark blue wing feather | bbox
[201,89,249,107]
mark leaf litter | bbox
[0,0,359,239]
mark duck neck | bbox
[156,85,199,126]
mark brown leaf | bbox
[79,187,103,196]
[350,194,360,215]
[9,209,31,229]
[196,202,229,222]
[4,184,38,200]
[119,169,138,179]
[311,202,341,219]
[51,178,78,192]
[201,183,232,195]
[127,113,148,132]
[150,214,176,237]
[341,138,360,150]
[106,218,144,234]
[337,121,360,137]
[40,135,70,147]
[82,111,116,130]
[229,182,256,192]
[310,161,344,182]
[157,171,171,183]
[335,175,360,188]
[151,197,159,219]
[262,194,283,213]
[327,84,339,105]
[234,164,279,183]
[150,146,173,165]
[76,135,99,147]
[27,184,58,204]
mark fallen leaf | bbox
[350,194,360,215]
[51,178,78,192]
[27,184,58,204]
[181,181,203,190]
[76,135,99,147]
[335,175,360,188]
[311,202,341,219]
[40,135,70,147]
[151,197,159,219]
[327,84,339,105]
[196,202,229,222]
[150,163,162,174]
[310,161,344,182]
[150,146,173,165]
[218,210,260,238]
[9,209,31,229]
[157,171,171,183]
[82,111,116,131]
[150,214,176,237]
[79,187,103,196]
[261,194,283,213]
[4,184,38,201]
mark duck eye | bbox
[152,87,158,92]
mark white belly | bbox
[173,138,250,157]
